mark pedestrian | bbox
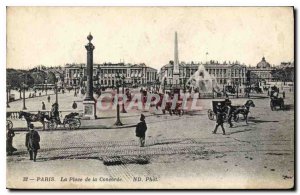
[135,114,147,147]
[47,95,51,103]
[72,101,77,109]
[212,103,226,135]
[42,101,46,110]
[7,127,17,155]
[283,91,285,99]
[225,100,234,128]
[74,91,77,97]
[25,124,40,162]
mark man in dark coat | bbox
[25,124,40,162]
[225,98,234,128]
[42,101,46,110]
[7,127,17,155]
[72,101,77,109]
[135,114,147,147]
[212,103,226,135]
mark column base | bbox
[82,100,97,120]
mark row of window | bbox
[164,68,246,78]
[67,69,157,78]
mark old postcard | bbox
[6,6,294,189]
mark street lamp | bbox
[22,82,27,110]
[97,65,101,88]
[163,77,167,93]
[6,85,10,108]
[121,74,127,113]
[183,77,186,93]
[45,78,48,95]
[114,72,123,126]
[55,78,58,104]
[236,81,239,98]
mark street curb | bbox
[12,124,137,132]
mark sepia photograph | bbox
[5,6,294,189]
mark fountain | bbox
[186,64,220,97]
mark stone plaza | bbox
[6,88,294,189]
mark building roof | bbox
[160,61,247,70]
[65,63,157,71]
[257,57,271,69]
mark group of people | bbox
[7,123,40,162]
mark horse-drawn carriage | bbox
[18,111,81,130]
[207,100,228,120]
[270,97,284,111]
[269,86,284,111]
[207,99,255,124]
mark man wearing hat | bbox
[212,102,226,135]
[225,98,234,128]
[135,114,147,147]
[25,124,40,162]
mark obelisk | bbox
[83,33,97,119]
[172,31,180,88]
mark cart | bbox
[46,112,81,130]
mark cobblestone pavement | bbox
[6,92,294,189]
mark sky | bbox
[6,7,294,70]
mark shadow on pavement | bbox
[250,119,279,124]
[227,128,253,135]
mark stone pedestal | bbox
[83,100,97,120]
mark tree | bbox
[46,71,57,84]
[271,67,294,82]
[31,71,47,84]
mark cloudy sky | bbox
[7,7,294,69]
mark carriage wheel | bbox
[6,120,13,129]
[65,119,81,130]
[47,119,58,130]
[207,109,214,120]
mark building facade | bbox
[64,63,157,87]
[159,60,247,87]
[247,57,275,82]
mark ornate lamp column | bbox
[121,75,127,113]
[114,72,123,126]
[22,82,27,110]
[83,33,97,119]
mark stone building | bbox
[64,63,157,87]
[159,60,247,88]
[247,57,275,82]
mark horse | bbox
[232,100,255,124]
[18,111,50,130]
